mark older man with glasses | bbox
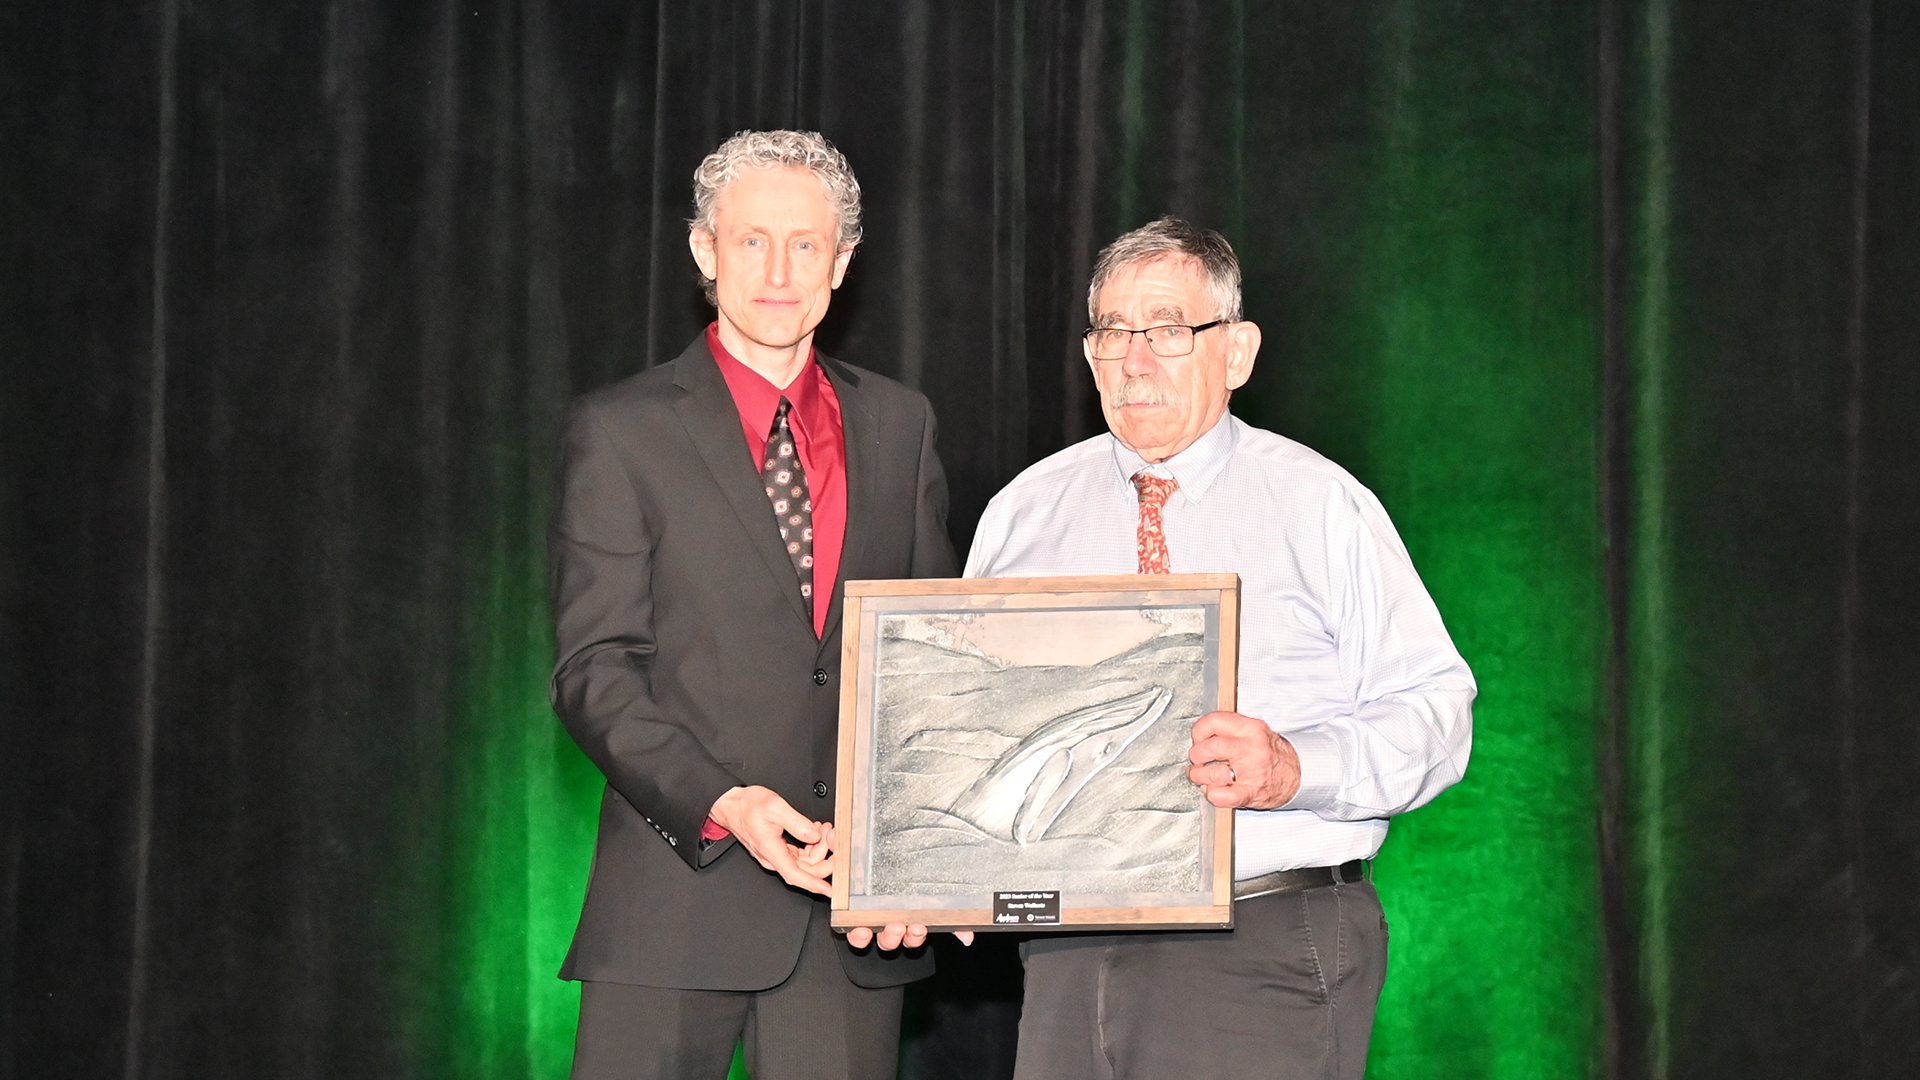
[965,216,1476,1080]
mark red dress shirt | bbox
[705,323,848,635]
[701,324,849,843]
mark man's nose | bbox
[767,244,790,287]
[1120,333,1159,376]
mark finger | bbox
[1204,784,1242,809]
[953,930,975,946]
[1189,731,1240,765]
[754,836,832,896]
[904,924,929,950]
[754,837,802,876]
[797,824,835,866]
[778,811,824,846]
[1195,710,1264,745]
[1187,759,1237,786]
[750,789,822,845]
[1189,710,1240,740]
[783,861,833,897]
[846,926,874,949]
[877,924,906,951]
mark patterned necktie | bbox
[1133,472,1179,574]
[762,397,815,613]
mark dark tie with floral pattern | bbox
[762,397,815,614]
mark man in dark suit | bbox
[549,130,956,1080]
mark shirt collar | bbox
[1106,412,1238,501]
[705,322,826,436]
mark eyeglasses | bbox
[1082,321,1225,361]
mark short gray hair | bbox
[690,128,863,255]
[1087,216,1243,324]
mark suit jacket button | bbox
[812,781,829,799]
[812,669,829,685]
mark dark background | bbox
[4,2,1918,1078]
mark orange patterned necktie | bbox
[1133,473,1179,574]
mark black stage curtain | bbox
[4,3,1917,1078]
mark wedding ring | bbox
[1227,764,1238,784]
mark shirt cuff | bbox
[695,817,736,868]
[1279,726,1343,811]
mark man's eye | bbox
[1149,326,1190,343]
[744,237,764,248]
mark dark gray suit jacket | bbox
[549,335,955,991]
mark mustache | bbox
[1110,377,1173,407]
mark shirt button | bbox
[813,781,830,798]
[812,669,829,685]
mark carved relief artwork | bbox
[833,575,1237,931]
[864,605,1211,898]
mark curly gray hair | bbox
[1087,216,1243,325]
[690,130,862,302]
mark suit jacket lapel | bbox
[820,355,874,647]
[670,340,813,629]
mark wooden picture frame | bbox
[830,574,1239,932]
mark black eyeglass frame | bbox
[1081,320,1227,360]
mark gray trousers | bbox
[1012,880,1388,1080]
[570,904,906,1080]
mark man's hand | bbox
[795,821,835,880]
[801,823,974,950]
[708,785,832,896]
[844,924,974,950]
[1188,710,1301,810]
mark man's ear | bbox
[830,245,855,289]
[689,228,718,283]
[1225,321,1261,391]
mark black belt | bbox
[1232,859,1369,901]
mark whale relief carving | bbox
[947,686,1172,845]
